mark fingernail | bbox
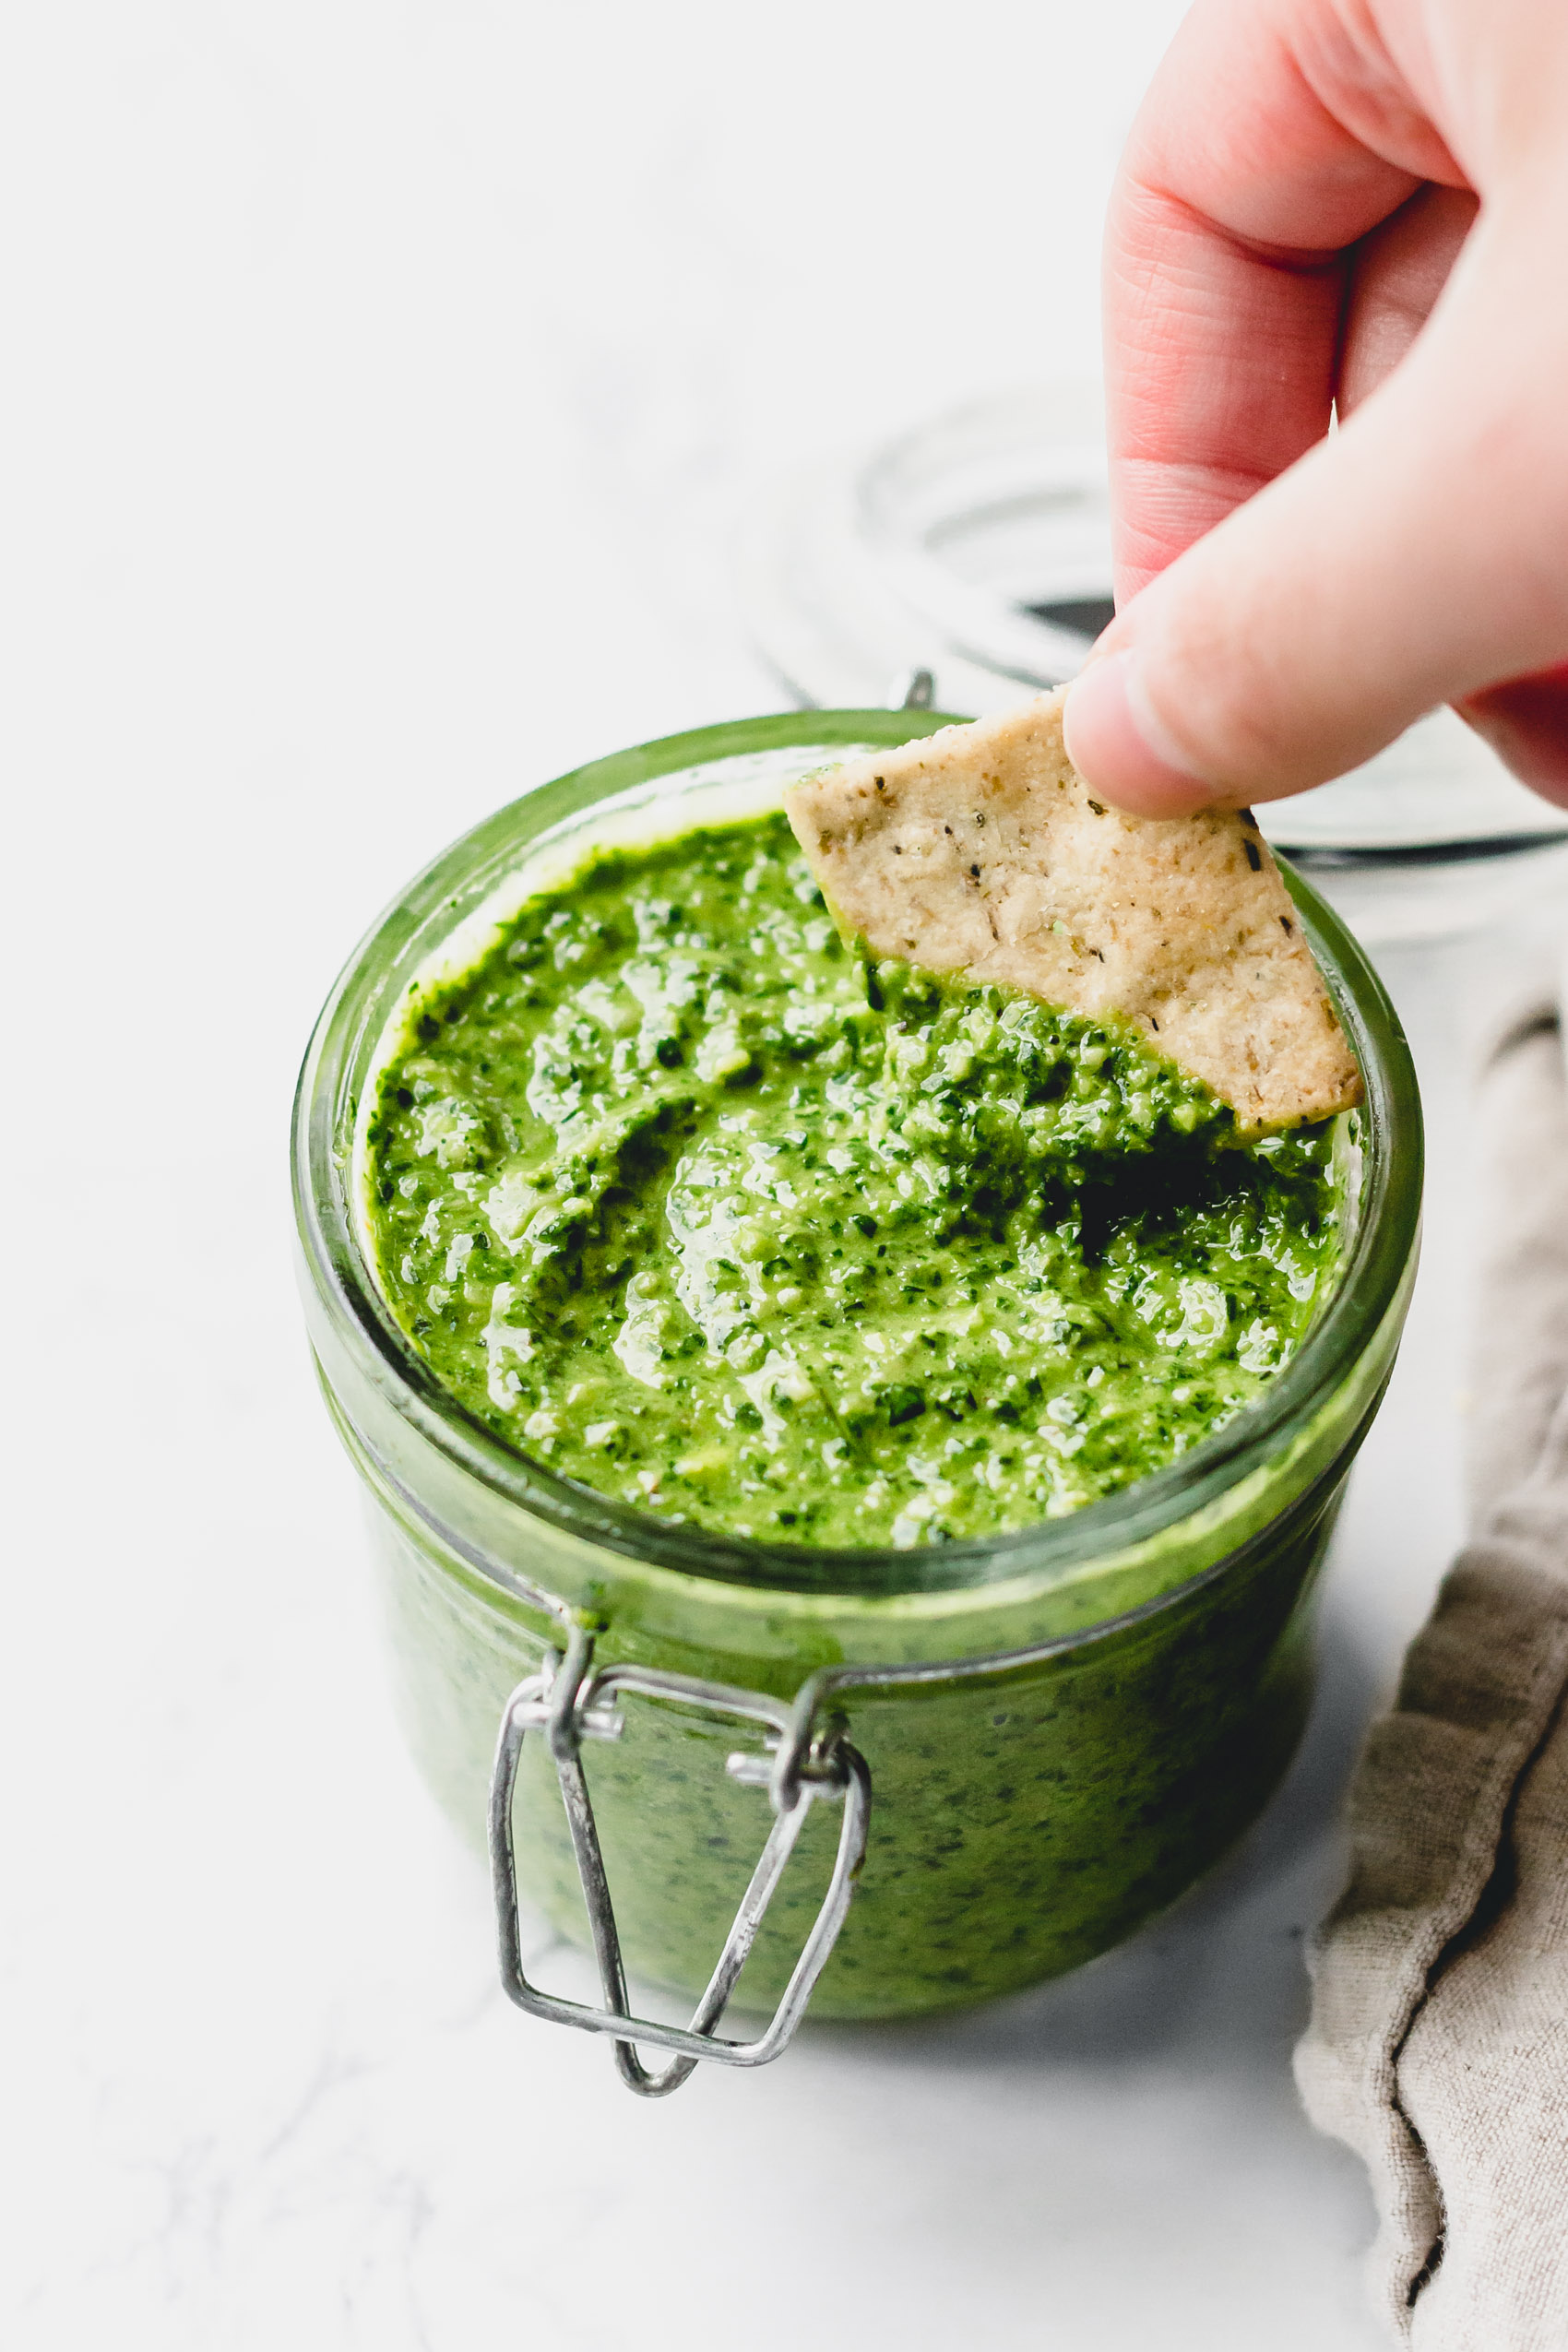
[1063,650,1211,816]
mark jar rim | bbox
[292,707,1423,1607]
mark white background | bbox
[1,5,1488,2346]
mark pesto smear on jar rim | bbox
[359,780,1345,1552]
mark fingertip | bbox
[1063,650,1217,818]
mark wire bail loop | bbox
[489,1629,871,2097]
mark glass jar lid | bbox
[735,383,1568,938]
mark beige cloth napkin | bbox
[1296,980,1568,2346]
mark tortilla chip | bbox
[783,687,1362,1130]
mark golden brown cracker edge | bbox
[783,688,1362,1131]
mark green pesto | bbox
[365,811,1341,1551]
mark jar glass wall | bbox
[293,709,1422,2025]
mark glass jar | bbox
[292,707,1421,2087]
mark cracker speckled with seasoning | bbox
[783,686,1362,1131]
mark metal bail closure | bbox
[489,1625,872,2097]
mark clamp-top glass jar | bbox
[292,708,1421,2096]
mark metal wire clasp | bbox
[489,1625,872,2097]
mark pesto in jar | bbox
[364,811,1342,1550]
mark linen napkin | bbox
[1295,976,1568,2347]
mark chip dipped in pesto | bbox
[785,687,1361,1132]
[362,791,1350,1552]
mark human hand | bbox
[1062,0,1568,817]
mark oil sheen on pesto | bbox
[365,811,1342,1550]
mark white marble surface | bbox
[1,6,1526,2345]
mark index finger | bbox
[1105,0,1456,601]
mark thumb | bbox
[1063,200,1568,817]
